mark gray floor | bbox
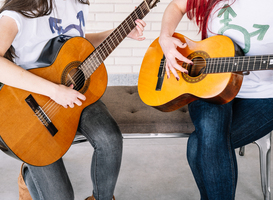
[0,138,271,200]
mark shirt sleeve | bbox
[0,10,22,37]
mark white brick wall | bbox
[0,0,201,83]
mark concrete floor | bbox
[0,138,270,200]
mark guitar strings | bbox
[41,3,148,119]
[160,55,271,76]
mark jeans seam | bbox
[29,171,45,200]
[78,126,99,199]
[227,131,236,200]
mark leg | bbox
[23,100,122,200]
[187,99,237,200]
[77,100,123,200]
[187,98,273,200]
[24,159,74,200]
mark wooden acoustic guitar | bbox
[0,0,159,166]
[138,32,273,112]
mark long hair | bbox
[186,0,226,39]
[0,0,90,61]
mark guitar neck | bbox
[79,1,151,78]
[205,54,273,74]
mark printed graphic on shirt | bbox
[49,11,85,37]
[217,4,269,54]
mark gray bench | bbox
[73,85,272,200]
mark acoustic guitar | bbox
[138,33,273,112]
[0,0,159,166]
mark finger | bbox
[174,52,192,64]
[74,98,83,106]
[136,19,146,27]
[77,93,86,101]
[135,20,145,32]
[169,65,180,80]
[69,103,74,108]
[69,84,74,89]
[165,64,171,79]
[135,25,143,36]
[173,38,187,49]
[133,25,145,41]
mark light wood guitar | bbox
[138,33,273,112]
[0,0,159,166]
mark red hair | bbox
[186,0,224,39]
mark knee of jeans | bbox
[95,130,123,152]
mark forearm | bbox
[0,56,58,98]
[160,0,187,38]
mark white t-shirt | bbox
[207,0,273,98]
[0,0,89,69]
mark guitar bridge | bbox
[156,55,166,91]
[25,95,58,136]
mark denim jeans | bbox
[23,100,123,200]
[187,98,273,200]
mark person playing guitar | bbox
[158,0,273,199]
[0,0,147,200]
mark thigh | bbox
[231,98,273,148]
[77,100,123,149]
[189,99,233,138]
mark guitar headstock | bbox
[145,0,160,9]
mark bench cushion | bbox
[100,86,194,134]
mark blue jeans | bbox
[187,98,273,200]
[23,100,123,200]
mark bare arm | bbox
[159,0,192,80]
[0,16,86,108]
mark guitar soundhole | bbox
[188,57,205,77]
[66,68,85,90]
[61,61,90,94]
[182,51,208,83]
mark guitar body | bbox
[138,33,244,112]
[0,37,107,166]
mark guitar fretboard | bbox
[79,1,150,79]
[204,55,273,74]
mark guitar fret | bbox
[106,40,113,53]
[99,46,107,60]
[215,57,219,73]
[113,30,123,43]
[123,20,131,35]
[252,56,256,71]
[246,56,250,71]
[135,8,143,19]
[226,57,230,73]
[214,57,218,73]
[116,29,124,40]
[120,24,127,38]
[241,56,245,72]
[266,55,271,70]
[109,35,117,50]
[235,57,239,72]
[208,58,214,73]
[220,57,224,73]
[222,57,226,73]
[217,57,221,73]
[131,11,138,22]
[139,4,145,16]
[259,55,263,70]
